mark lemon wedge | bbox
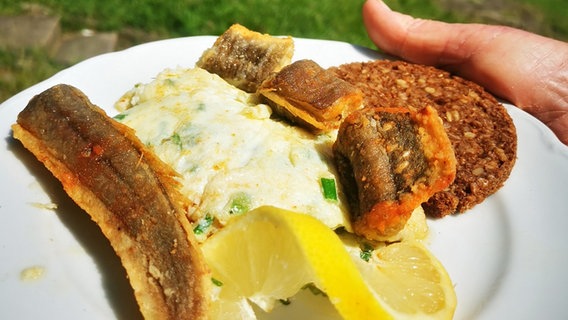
[342,233,457,320]
[201,206,456,319]
[201,206,391,319]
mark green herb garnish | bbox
[193,214,213,235]
[211,277,224,287]
[113,114,127,121]
[360,243,374,262]
[320,177,338,201]
[171,132,182,148]
[228,192,251,215]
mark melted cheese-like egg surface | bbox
[116,67,351,241]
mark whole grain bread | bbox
[331,60,517,217]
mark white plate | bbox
[1,37,567,320]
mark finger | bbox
[362,0,481,66]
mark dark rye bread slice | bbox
[330,60,517,217]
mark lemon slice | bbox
[201,206,391,319]
[342,234,457,320]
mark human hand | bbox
[362,0,568,145]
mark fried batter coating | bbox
[333,106,456,240]
[197,23,294,93]
[259,59,363,132]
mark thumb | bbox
[362,0,568,145]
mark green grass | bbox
[0,0,446,102]
[518,0,568,39]
[1,0,566,103]
[0,0,452,46]
[1,0,373,45]
[0,48,64,102]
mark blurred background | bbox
[1,0,567,103]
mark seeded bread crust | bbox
[331,60,517,217]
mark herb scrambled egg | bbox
[115,67,351,241]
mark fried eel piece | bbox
[259,59,363,132]
[197,23,294,92]
[12,84,209,320]
[333,106,456,240]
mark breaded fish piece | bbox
[333,106,456,240]
[197,23,294,92]
[259,59,363,132]
[12,84,210,320]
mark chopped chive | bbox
[193,214,213,235]
[228,192,251,215]
[360,243,374,262]
[211,277,223,287]
[320,177,338,201]
[113,114,127,121]
[171,132,182,148]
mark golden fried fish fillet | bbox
[197,23,294,93]
[12,84,210,320]
[259,59,363,132]
[333,106,456,240]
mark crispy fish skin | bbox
[12,84,210,320]
[197,23,294,93]
[333,106,456,240]
[259,59,363,132]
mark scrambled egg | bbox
[115,67,351,241]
